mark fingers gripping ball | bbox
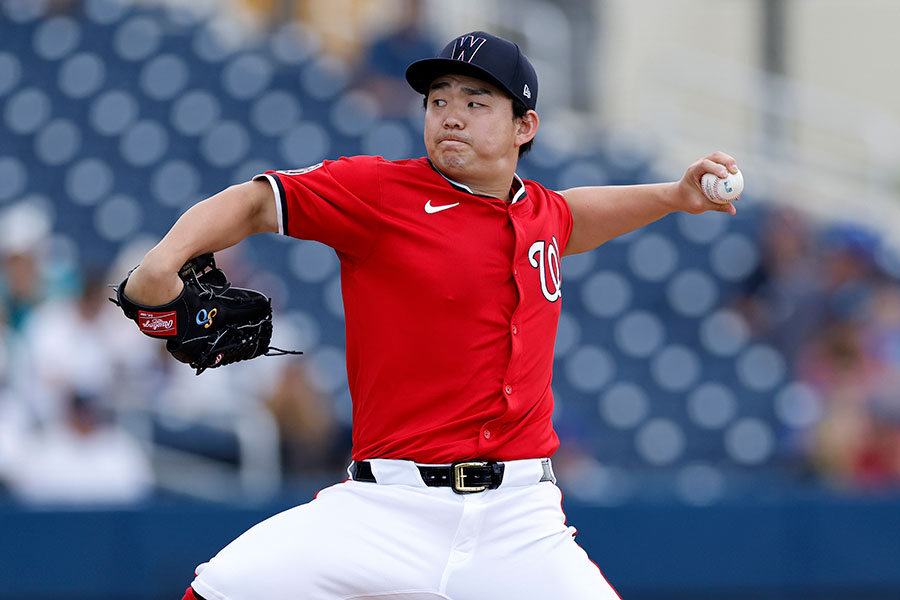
[112,253,301,374]
[701,169,744,204]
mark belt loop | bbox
[491,462,505,487]
[541,458,557,484]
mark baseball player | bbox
[121,31,739,600]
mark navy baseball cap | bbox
[405,31,538,111]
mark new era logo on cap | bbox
[405,30,539,111]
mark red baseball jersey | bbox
[255,156,572,463]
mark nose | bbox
[442,105,464,129]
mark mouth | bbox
[438,136,469,146]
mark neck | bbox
[430,160,519,200]
[471,180,515,200]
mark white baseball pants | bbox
[190,459,621,600]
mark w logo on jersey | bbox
[528,236,562,302]
[451,35,486,63]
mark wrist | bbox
[124,249,185,306]
[660,181,682,212]
[144,245,191,275]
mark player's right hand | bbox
[676,151,739,216]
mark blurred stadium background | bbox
[1,0,900,598]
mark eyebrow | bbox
[429,81,494,96]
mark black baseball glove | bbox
[111,253,301,375]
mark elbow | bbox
[562,230,609,256]
[563,241,602,257]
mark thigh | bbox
[446,483,621,600]
[191,481,461,600]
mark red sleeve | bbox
[553,188,574,252]
[254,156,383,264]
[525,180,574,253]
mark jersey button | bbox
[512,325,518,335]
[483,429,492,440]
[504,384,512,395]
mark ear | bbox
[515,110,539,148]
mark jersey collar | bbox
[427,159,527,204]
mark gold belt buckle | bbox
[452,461,489,493]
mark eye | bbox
[431,98,446,107]
[468,101,485,108]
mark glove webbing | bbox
[185,319,302,375]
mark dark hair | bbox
[422,94,535,158]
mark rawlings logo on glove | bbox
[139,311,178,335]
[111,253,301,374]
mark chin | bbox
[434,152,468,173]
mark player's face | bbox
[424,74,521,182]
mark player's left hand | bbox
[111,253,302,375]
[676,151,739,216]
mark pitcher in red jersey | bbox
[126,30,740,600]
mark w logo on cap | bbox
[451,35,486,63]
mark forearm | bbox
[562,154,738,255]
[561,182,677,255]
[124,180,276,305]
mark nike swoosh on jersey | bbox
[424,200,460,214]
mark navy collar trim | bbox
[427,159,527,204]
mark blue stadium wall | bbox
[3,492,900,600]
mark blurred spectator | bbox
[0,392,153,505]
[800,344,900,488]
[2,256,154,503]
[788,232,900,490]
[19,267,124,425]
[817,225,880,321]
[2,251,44,331]
[862,283,900,369]
[734,208,822,356]
[354,0,436,116]
[0,202,67,332]
[796,320,878,483]
[0,308,29,497]
[266,360,351,478]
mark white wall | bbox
[590,0,900,234]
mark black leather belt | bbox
[351,460,553,494]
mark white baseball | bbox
[701,169,743,204]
